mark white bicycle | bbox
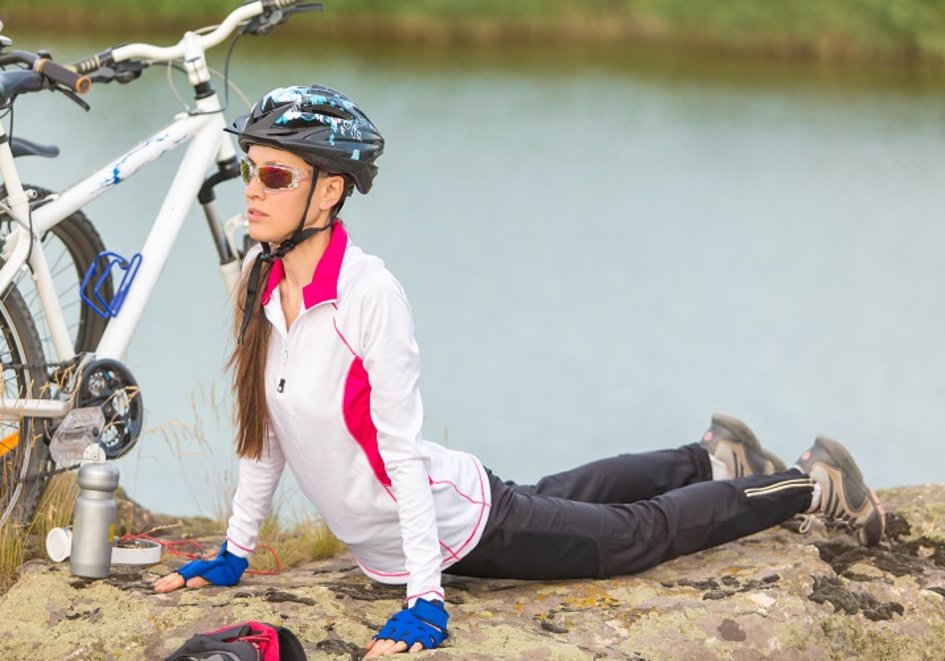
[0,0,322,527]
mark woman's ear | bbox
[318,174,346,211]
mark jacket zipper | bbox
[277,343,289,393]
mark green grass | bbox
[5,1,945,61]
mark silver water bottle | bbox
[70,462,120,578]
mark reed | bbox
[3,0,945,62]
[0,522,26,593]
[27,471,79,541]
[251,513,345,573]
[0,383,344,594]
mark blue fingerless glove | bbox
[374,598,449,650]
[176,541,248,587]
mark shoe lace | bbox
[822,492,861,531]
[796,514,814,535]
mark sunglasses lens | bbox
[258,165,294,190]
[239,159,252,184]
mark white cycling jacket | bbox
[225,223,491,603]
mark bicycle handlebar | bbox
[36,57,91,94]
[0,50,91,95]
[0,0,310,107]
[70,0,304,75]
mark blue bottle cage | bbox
[80,251,143,319]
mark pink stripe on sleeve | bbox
[342,357,392,488]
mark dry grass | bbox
[0,472,79,592]
[251,513,345,573]
[0,384,346,593]
[0,522,27,593]
[158,384,238,525]
[159,385,346,570]
[28,472,79,540]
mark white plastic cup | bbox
[46,527,73,562]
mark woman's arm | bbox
[153,429,286,593]
[358,270,444,606]
[226,427,287,557]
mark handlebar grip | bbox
[34,58,92,94]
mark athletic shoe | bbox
[794,435,885,546]
[700,412,787,477]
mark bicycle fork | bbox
[198,154,245,296]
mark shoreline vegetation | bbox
[4,1,945,65]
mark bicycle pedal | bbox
[80,250,142,319]
[49,406,105,465]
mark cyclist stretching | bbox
[153,84,885,657]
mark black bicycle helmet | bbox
[226,84,384,194]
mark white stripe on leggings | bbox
[744,478,814,499]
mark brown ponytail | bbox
[228,260,273,460]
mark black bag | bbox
[164,620,307,661]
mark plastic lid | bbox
[77,462,120,490]
[45,527,72,562]
[111,539,162,565]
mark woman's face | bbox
[243,144,326,244]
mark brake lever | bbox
[55,85,91,112]
[242,2,324,36]
[91,60,148,85]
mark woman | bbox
[153,84,885,657]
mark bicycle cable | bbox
[14,461,82,486]
[209,64,252,111]
[218,29,245,114]
[4,99,13,139]
[155,28,249,118]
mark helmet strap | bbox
[238,169,333,344]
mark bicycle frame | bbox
[0,18,254,420]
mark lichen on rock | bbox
[0,484,942,659]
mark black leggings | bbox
[446,443,813,580]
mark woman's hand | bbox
[364,598,449,657]
[364,638,424,657]
[152,573,211,593]
[151,541,248,593]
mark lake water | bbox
[7,28,945,517]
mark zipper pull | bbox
[277,378,285,393]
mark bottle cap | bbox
[77,462,120,490]
[46,527,73,562]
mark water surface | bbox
[7,31,945,516]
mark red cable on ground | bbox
[118,533,205,560]
[118,533,286,575]
[246,543,285,576]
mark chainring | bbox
[75,358,144,459]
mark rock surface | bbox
[1,485,943,660]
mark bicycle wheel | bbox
[0,280,50,528]
[0,184,112,356]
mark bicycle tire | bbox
[0,279,50,529]
[0,184,113,354]
[44,205,112,352]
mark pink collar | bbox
[260,221,349,309]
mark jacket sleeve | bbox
[358,270,443,605]
[225,427,286,558]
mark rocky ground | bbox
[0,484,943,660]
